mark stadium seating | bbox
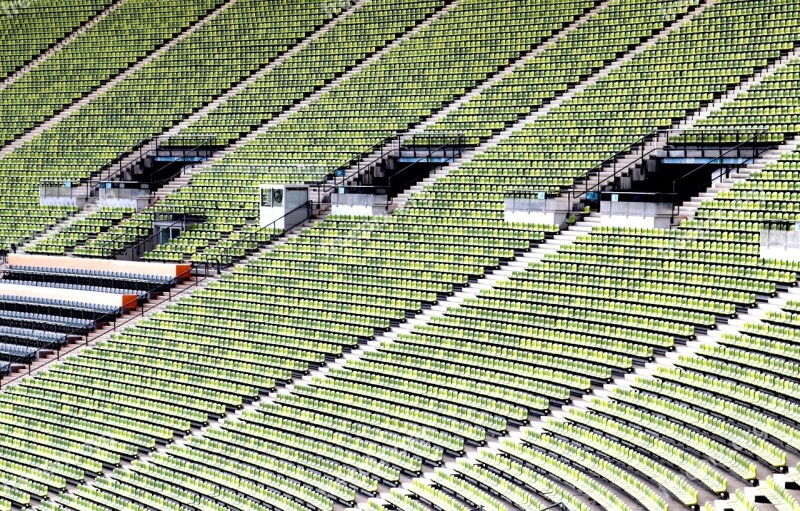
[0,0,343,251]
[347,299,800,511]
[26,206,134,255]
[0,0,112,79]
[54,0,800,263]
[25,225,799,510]
[0,263,178,369]
[686,57,800,144]
[212,0,594,173]
[73,210,155,258]
[410,0,800,221]
[178,0,448,145]
[0,292,120,368]
[763,476,800,510]
[0,0,222,145]
[70,0,594,262]
[4,0,800,509]
[425,0,702,142]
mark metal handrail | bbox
[39,136,216,202]
[204,201,313,272]
[349,134,402,186]
[670,128,767,222]
[324,132,466,205]
[571,127,770,205]
[572,129,659,201]
[104,135,216,185]
[600,190,678,203]
[760,219,799,231]
[503,188,560,199]
[671,128,767,194]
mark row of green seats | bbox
[26,206,134,255]
[0,0,113,78]
[0,0,221,145]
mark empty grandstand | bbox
[0,0,799,510]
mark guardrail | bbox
[570,128,769,209]
[571,129,659,203]
[672,128,767,195]
[321,132,466,206]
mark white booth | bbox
[259,185,310,229]
[504,192,570,226]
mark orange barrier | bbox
[0,283,137,310]
[9,254,190,280]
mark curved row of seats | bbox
[345,297,800,511]
[26,225,799,511]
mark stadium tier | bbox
[0,0,345,249]
[70,0,800,264]
[0,0,799,510]
[176,0,450,145]
[76,0,597,260]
